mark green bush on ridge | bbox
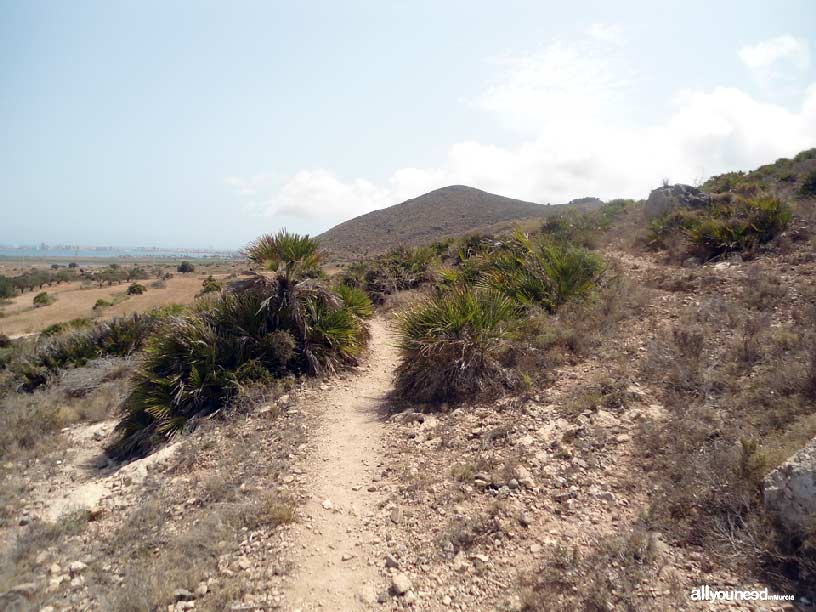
[648,196,792,261]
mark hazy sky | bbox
[2,0,815,249]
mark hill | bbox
[317,185,599,260]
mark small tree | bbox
[177,261,195,273]
[127,283,147,295]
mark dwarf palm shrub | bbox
[478,232,603,310]
[335,284,374,319]
[110,232,369,458]
[649,196,792,261]
[111,284,365,457]
[339,246,438,304]
[8,313,161,392]
[394,287,519,403]
[244,228,320,281]
[538,243,605,307]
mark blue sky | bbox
[1,0,814,249]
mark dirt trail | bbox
[285,316,397,611]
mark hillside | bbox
[318,185,598,260]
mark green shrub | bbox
[394,287,519,403]
[177,261,195,273]
[339,245,437,304]
[198,275,222,295]
[800,169,816,197]
[0,276,15,299]
[335,283,374,319]
[794,148,816,162]
[478,232,604,310]
[93,299,112,311]
[110,232,368,458]
[649,196,792,261]
[0,334,10,348]
[32,291,54,307]
[41,318,92,337]
[7,314,162,392]
[33,315,156,371]
[127,283,147,295]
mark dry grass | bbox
[0,510,91,594]
[635,273,816,596]
[519,528,664,612]
[0,376,303,611]
[0,374,129,460]
[0,273,229,336]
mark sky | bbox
[1,0,815,249]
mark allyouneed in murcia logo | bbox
[690,585,795,602]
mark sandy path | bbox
[285,317,397,611]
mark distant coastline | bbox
[0,245,240,259]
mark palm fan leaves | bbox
[109,232,370,459]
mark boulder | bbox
[644,184,710,218]
[763,438,816,533]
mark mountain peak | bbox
[319,185,573,261]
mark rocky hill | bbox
[318,185,599,261]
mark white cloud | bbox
[229,35,816,231]
[266,170,388,220]
[739,35,810,95]
[739,35,810,72]
[586,23,625,46]
[473,39,636,133]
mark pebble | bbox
[391,573,412,595]
[390,507,403,524]
[68,561,87,576]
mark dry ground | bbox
[0,274,226,337]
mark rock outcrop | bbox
[644,184,710,218]
[763,437,816,533]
